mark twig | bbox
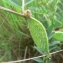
[2,49,63,63]
[0,6,25,17]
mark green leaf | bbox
[43,0,49,2]
[2,0,12,5]
[53,20,62,28]
[2,0,34,7]
[47,25,53,36]
[25,0,34,5]
[48,32,55,40]
[28,17,49,54]
[34,46,43,54]
[33,58,43,63]
[53,31,63,41]
[9,0,34,7]
[9,0,21,7]
[29,6,49,14]
[49,41,60,47]
[2,0,21,12]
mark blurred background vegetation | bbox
[0,0,63,63]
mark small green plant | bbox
[0,0,63,63]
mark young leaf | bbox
[53,31,63,41]
[28,17,49,54]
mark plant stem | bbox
[22,0,25,13]
[0,6,25,17]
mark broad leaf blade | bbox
[28,17,49,54]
